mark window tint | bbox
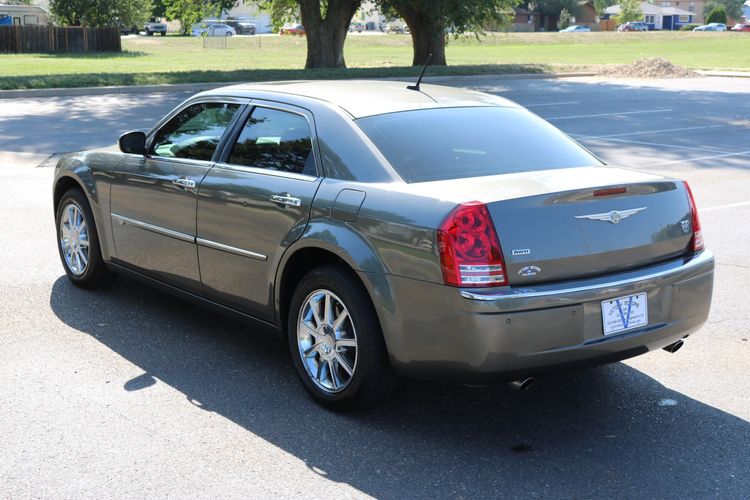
[357,107,599,183]
[228,107,316,176]
[151,102,240,161]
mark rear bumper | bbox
[371,251,714,382]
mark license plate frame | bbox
[601,292,648,336]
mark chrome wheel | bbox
[297,289,358,394]
[59,202,90,276]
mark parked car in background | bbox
[205,23,236,37]
[349,22,364,32]
[143,18,167,36]
[225,18,256,35]
[53,81,714,409]
[617,21,649,31]
[279,24,305,35]
[693,23,727,31]
[731,23,750,31]
[559,25,591,32]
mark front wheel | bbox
[55,188,116,289]
[288,266,396,410]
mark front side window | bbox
[228,106,316,176]
[151,102,240,161]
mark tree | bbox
[50,0,154,27]
[705,4,728,23]
[558,7,572,29]
[259,0,362,68]
[703,0,741,21]
[614,0,642,24]
[164,0,237,34]
[379,0,519,66]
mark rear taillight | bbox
[437,201,508,287]
[683,181,704,252]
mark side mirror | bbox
[119,131,147,155]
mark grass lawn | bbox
[1,31,749,90]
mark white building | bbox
[225,1,274,33]
[604,2,695,30]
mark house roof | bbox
[605,2,693,16]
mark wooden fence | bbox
[0,25,121,54]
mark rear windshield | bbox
[357,107,599,183]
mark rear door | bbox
[110,99,243,293]
[196,101,322,321]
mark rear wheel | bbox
[55,188,116,289]
[288,265,396,410]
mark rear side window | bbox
[228,106,316,176]
[357,107,599,183]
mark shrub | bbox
[680,23,700,30]
[706,5,728,24]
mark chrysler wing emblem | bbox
[575,207,647,224]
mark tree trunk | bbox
[298,0,361,69]
[398,8,447,66]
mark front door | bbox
[196,102,322,321]
[110,101,242,293]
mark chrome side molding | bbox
[196,238,267,261]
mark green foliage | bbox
[50,0,154,27]
[706,4,728,24]
[592,0,617,14]
[680,23,700,30]
[379,0,518,36]
[164,0,237,34]
[703,0,743,21]
[256,0,299,32]
[558,8,572,29]
[615,0,642,23]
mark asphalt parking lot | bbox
[1,76,748,498]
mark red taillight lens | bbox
[683,181,704,252]
[437,201,508,287]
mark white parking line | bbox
[578,124,732,139]
[525,101,580,108]
[702,201,750,213]
[581,136,728,153]
[648,149,750,167]
[546,109,673,120]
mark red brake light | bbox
[437,201,508,287]
[683,181,704,252]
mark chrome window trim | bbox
[196,237,267,261]
[460,251,714,302]
[111,213,194,243]
[211,161,320,182]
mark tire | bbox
[225,32,233,37]
[55,188,116,289]
[145,29,152,36]
[160,32,166,36]
[288,265,397,410]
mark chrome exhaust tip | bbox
[663,340,684,353]
[509,377,536,391]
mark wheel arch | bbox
[274,233,396,355]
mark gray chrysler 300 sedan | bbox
[53,81,714,409]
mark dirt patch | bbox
[598,57,700,79]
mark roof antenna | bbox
[407,53,433,91]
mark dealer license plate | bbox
[601,293,648,335]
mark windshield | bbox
[356,107,600,183]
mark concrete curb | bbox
[0,72,597,99]
[697,70,750,78]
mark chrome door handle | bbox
[270,194,302,207]
[173,177,196,189]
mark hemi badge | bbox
[512,248,531,256]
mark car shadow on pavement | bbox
[49,276,749,497]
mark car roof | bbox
[199,80,522,118]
